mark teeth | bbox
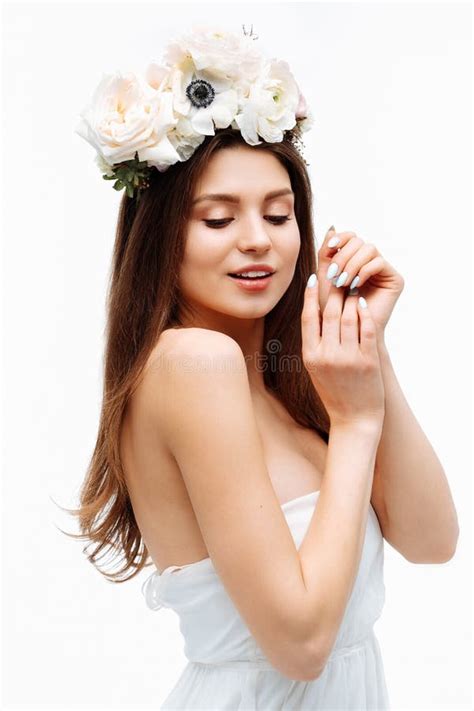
[235,271,271,277]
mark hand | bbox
[301,270,386,427]
[316,227,405,343]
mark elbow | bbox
[402,522,460,565]
[294,638,329,682]
[434,536,459,563]
[283,657,325,683]
[405,537,459,565]
[271,637,327,682]
[298,659,326,682]
[273,609,332,681]
[290,617,334,681]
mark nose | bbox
[236,213,273,252]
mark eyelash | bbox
[204,216,292,229]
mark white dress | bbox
[141,490,391,710]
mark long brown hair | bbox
[58,127,330,582]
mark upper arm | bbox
[145,327,323,681]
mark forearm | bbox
[373,338,459,562]
[297,419,383,664]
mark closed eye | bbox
[204,216,292,229]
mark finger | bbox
[318,226,338,268]
[302,273,321,354]
[333,244,380,291]
[323,230,359,256]
[325,235,363,285]
[344,254,384,290]
[357,297,378,355]
[321,279,345,344]
[322,225,336,248]
[317,226,337,270]
[340,290,360,347]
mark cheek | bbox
[281,227,301,263]
[181,228,229,274]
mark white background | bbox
[1,1,472,709]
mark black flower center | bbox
[185,79,215,109]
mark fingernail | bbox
[326,262,339,280]
[335,271,348,288]
[327,235,340,248]
[349,275,360,289]
[327,225,336,233]
[307,273,317,288]
[359,296,367,308]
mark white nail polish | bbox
[307,273,317,288]
[349,275,360,289]
[326,262,339,280]
[336,271,348,288]
[359,296,367,308]
[328,236,340,248]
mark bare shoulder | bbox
[145,327,246,396]
[136,326,247,448]
[155,326,243,358]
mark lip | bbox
[227,273,275,291]
[227,263,275,276]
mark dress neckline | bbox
[150,490,322,578]
[280,489,321,508]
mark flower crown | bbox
[75,23,314,204]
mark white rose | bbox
[75,70,181,172]
[168,115,206,162]
[163,24,263,84]
[234,58,300,145]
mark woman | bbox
[67,24,459,710]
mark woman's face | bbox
[179,145,301,325]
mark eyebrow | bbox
[192,188,294,206]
